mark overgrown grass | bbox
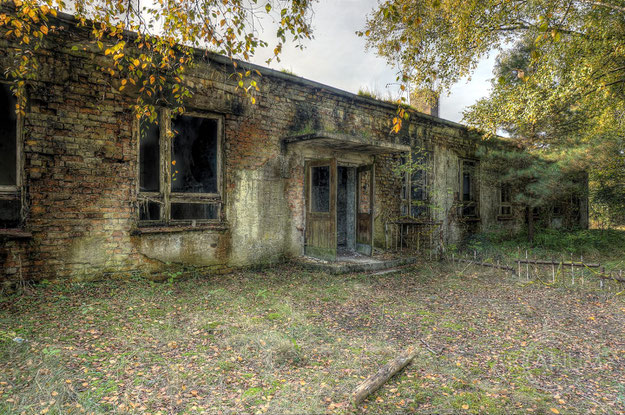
[1,263,624,414]
[464,228,625,262]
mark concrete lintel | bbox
[283,131,411,155]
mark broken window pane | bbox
[171,203,218,220]
[0,83,17,187]
[0,198,20,228]
[461,160,477,217]
[139,200,161,221]
[358,170,371,213]
[311,166,330,212]
[139,119,160,192]
[171,116,218,194]
[462,171,471,201]
[501,184,511,204]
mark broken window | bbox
[499,183,512,217]
[137,110,222,225]
[310,166,330,213]
[139,119,160,193]
[459,159,478,217]
[358,169,371,214]
[0,83,21,228]
[400,151,430,218]
[171,116,218,194]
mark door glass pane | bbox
[171,116,218,194]
[139,119,160,192]
[0,83,17,186]
[171,203,218,220]
[311,166,330,212]
[358,170,371,213]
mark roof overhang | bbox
[282,131,410,155]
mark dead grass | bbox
[1,262,624,414]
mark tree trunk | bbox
[352,347,417,405]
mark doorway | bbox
[337,166,356,255]
[304,158,374,261]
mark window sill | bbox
[0,229,33,240]
[497,215,514,221]
[131,222,229,235]
[459,216,481,223]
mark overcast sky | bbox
[250,0,496,124]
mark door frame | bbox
[356,163,375,256]
[304,158,337,260]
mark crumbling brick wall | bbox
[0,13,588,283]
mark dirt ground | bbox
[1,262,624,414]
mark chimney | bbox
[410,89,439,118]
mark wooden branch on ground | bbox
[352,347,417,405]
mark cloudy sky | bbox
[250,0,496,124]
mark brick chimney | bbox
[410,89,439,118]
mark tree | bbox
[477,145,585,242]
[361,0,625,228]
[0,0,315,118]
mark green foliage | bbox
[362,0,625,227]
[465,228,625,259]
[477,145,584,209]
[357,87,379,99]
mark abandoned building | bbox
[0,12,589,282]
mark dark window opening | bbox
[0,83,17,187]
[400,151,429,218]
[172,116,218,194]
[139,200,161,221]
[139,120,160,192]
[137,111,222,224]
[171,203,218,220]
[0,82,20,229]
[0,199,20,228]
[311,166,330,213]
[460,160,478,217]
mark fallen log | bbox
[352,346,417,405]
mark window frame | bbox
[499,183,513,218]
[458,158,479,218]
[0,81,24,230]
[400,150,431,219]
[136,108,224,226]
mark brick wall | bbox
[0,14,587,283]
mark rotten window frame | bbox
[0,81,24,230]
[136,108,224,226]
[458,158,479,218]
[400,150,431,219]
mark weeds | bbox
[0,263,623,414]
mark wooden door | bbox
[356,164,374,256]
[305,159,337,260]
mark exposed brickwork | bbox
[0,14,588,283]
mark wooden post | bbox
[571,253,574,285]
[551,259,555,284]
[580,255,584,286]
[600,266,605,289]
[525,250,529,281]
